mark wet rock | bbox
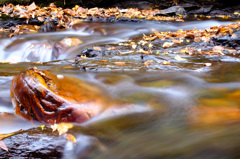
[212,36,240,49]
[158,6,187,16]
[0,127,67,158]
[209,10,229,16]
[78,48,102,58]
[188,5,212,14]
[53,37,83,58]
[113,1,154,9]
[40,21,57,32]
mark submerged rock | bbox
[10,67,109,124]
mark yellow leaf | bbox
[81,55,87,59]
[162,61,170,65]
[39,125,45,130]
[65,133,76,143]
[148,43,153,48]
[114,62,125,66]
[51,123,74,135]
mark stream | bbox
[0,19,240,158]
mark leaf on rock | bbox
[0,141,8,152]
[51,123,74,135]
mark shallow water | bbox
[0,20,240,158]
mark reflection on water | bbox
[0,20,240,158]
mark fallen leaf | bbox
[0,141,8,152]
[139,48,152,54]
[81,55,87,59]
[228,49,237,54]
[99,60,107,62]
[234,12,239,15]
[148,43,153,48]
[65,133,76,143]
[162,61,170,65]
[144,60,153,67]
[117,50,135,54]
[172,39,181,44]
[39,125,45,130]
[93,46,102,51]
[162,42,174,48]
[212,46,224,53]
[37,17,44,22]
[203,63,212,67]
[131,44,137,49]
[231,34,237,38]
[51,123,74,135]
[229,28,233,34]
[174,55,187,61]
[114,62,125,65]
[107,46,116,50]
[28,2,37,11]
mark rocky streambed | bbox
[0,2,240,158]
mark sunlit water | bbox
[0,20,240,158]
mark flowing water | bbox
[0,20,240,158]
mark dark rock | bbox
[158,6,187,16]
[0,127,67,158]
[188,5,212,14]
[79,48,101,57]
[1,0,240,10]
[212,36,240,49]
[40,20,57,32]
[209,9,229,16]
[113,1,154,9]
